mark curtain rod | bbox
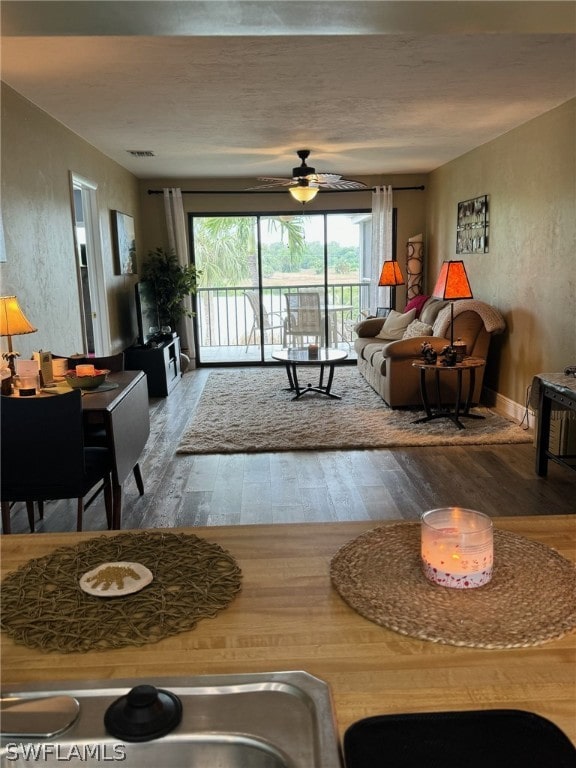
[147,185,425,195]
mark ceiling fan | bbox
[249,149,367,203]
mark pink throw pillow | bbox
[403,294,429,318]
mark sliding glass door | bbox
[191,210,372,365]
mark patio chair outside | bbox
[284,291,325,347]
[244,290,286,351]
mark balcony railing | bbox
[195,282,369,362]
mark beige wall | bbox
[426,98,576,408]
[0,84,142,360]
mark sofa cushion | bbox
[369,349,387,376]
[402,319,433,339]
[420,298,449,326]
[375,309,416,340]
[362,342,388,366]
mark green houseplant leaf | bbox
[142,247,201,328]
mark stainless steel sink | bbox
[0,671,342,767]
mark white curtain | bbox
[370,185,394,313]
[163,187,195,361]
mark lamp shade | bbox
[289,181,319,204]
[432,261,473,301]
[378,260,405,287]
[0,296,37,337]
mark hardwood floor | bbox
[6,368,576,534]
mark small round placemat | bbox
[330,523,576,648]
[1,531,242,653]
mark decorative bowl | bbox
[65,369,109,390]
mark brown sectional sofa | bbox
[354,297,506,408]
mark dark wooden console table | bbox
[125,335,181,397]
[533,373,576,477]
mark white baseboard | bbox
[485,388,533,431]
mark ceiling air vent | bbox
[126,150,155,157]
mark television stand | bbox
[125,335,181,397]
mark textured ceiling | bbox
[2,1,575,180]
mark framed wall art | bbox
[456,194,489,254]
[111,210,136,274]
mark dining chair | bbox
[53,352,144,496]
[52,352,125,372]
[284,292,325,347]
[1,390,113,534]
[87,352,125,372]
[244,291,286,351]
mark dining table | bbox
[1,515,574,747]
[80,370,149,529]
[325,303,354,347]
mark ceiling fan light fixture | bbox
[289,181,319,204]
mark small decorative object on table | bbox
[439,344,457,366]
[0,367,11,395]
[453,338,467,362]
[308,343,319,359]
[420,341,437,365]
[421,507,493,588]
[13,359,41,396]
[12,375,38,397]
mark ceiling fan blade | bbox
[256,176,294,183]
[247,178,296,190]
[318,179,367,190]
[311,173,342,184]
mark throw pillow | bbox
[376,308,416,340]
[402,319,434,339]
[403,294,429,318]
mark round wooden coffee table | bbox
[412,356,486,429]
[272,348,348,400]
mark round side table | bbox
[411,357,486,429]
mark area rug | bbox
[177,368,531,454]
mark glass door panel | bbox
[260,214,324,359]
[326,213,366,350]
[192,216,258,364]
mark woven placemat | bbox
[330,523,576,649]
[1,532,242,653]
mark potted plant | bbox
[141,247,201,330]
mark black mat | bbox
[343,710,576,768]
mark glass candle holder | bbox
[421,507,493,588]
[13,374,39,396]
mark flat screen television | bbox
[134,280,160,346]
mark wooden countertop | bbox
[2,516,575,744]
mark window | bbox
[190,209,388,365]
